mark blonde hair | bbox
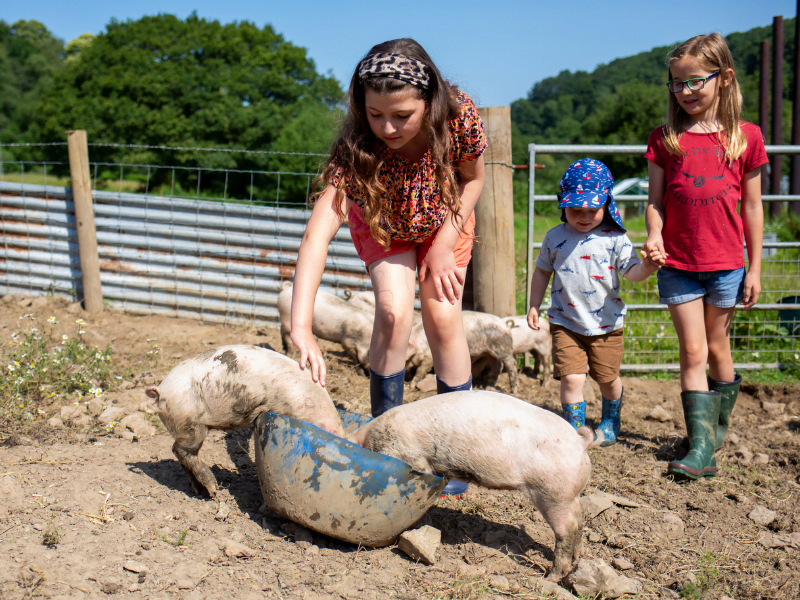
[315,38,462,249]
[663,33,746,163]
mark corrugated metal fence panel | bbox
[0,181,371,326]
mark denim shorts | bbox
[657,267,745,308]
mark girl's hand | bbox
[290,328,327,387]
[642,234,667,266]
[527,306,540,330]
[419,243,463,304]
[640,248,666,272]
[741,270,761,308]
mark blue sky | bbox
[4,1,797,106]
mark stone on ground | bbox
[748,505,777,526]
[398,525,440,565]
[566,558,642,598]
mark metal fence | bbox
[0,144,372,326]
[526,143,800,371]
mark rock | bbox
[118,381,135,390]
[611,557,634,571]
[566,558,642,599]
[138,400,157,414]
[398,525,441,565]
[100,580,122,594]
[661,513,685,535]
[457,562,487,579]
[727,432,740,444]
[120,430,138,442]
[123,561,148,574]
[416,374,437,392]
[67,302,82,314]
[215,501,230,521]
[734,446,753,464]
[98,406,126,424]
[176,577,195,589]
[219,538,256,558]
[748,505,777,526]
[645,406,673,422]
[488,575,509,590]
[761,401,786,416]
[47,417,64,428]
[119,412,157,436]
[17,297,32,308]
[60,403,87,422]
[1,294,12,302]
[73,414,92,428]
[754,453,769,465]
[87,398,104,416]
[580,493,614,520]
[533,578,578,600]
[31,296,47,309]
[588,530,603,543]
[677,571,697,588]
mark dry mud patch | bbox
[0,296,798,599]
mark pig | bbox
[145,345,346,498]
[277,283,375,370]
[352,390,601,582]
[505,315,552,386]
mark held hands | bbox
[642,235,667,267]
[527,306,540,330]
[290,328,327,387]
[419,242,464,304]
[741,270,761,308]
[639,248,667,272]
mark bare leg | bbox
[704,304,735,383]
[368,251,418,374]
[560,373,586,406]
[668,299,709,392]
[420,265,470,386]
[597,376,623,400]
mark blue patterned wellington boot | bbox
[561,401,587,431]
[597,391,623,447]
[437,375,472,497]
[369,368,405,418]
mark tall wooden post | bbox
[67,130,103,313]
[792,2,800,216]
[760,40,770,199]
[473,106,516,318]
[771,16,784,218]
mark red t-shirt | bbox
[644,122,768,271]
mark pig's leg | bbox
[530,493,583,582]
[502,355,519,393]
[172,424,218,498]
[483,356,503,388]
[532,351,542,378]
[410,354,434,385]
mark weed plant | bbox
[1,314,114,421]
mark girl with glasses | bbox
[642,33,768,480]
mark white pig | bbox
[505,315,552,386]
[277,283,375,370]
[352,391,600,582]
[146,345,346,498]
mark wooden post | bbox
[67,130,103,313]
[771,16,784,218]
[792,1,800,216]
[473,106,516,318]
[760,40,770,199]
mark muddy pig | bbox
[146,345,346,498]
[277,283,374,370]
[463,311,518,392]
[505,315,552,386]
[352,390,600,581]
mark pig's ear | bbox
[506,319,518,329]
[145,387,160,400]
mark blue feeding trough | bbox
[254,410,445,547]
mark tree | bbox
[30,14,343,203]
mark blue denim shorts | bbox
[657,267,745,308]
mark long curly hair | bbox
[663,33,746,164]
[316,38,462,249]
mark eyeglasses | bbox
[665,72,719,93]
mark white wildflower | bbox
[48,316,57,323]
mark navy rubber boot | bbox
[436,375,472,497]
[561,401,587,431]
[597,391,623,447]
[369,368,405,418]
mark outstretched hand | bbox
[527,306,540,330]
[290,328,327,387]
[419,243,464,304]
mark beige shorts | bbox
[550,324,624,383]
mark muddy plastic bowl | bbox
[254,410,445,547]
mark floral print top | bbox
[329,91,487,242]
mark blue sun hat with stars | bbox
[558,158,625,231]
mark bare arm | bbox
[740,168,763,308]
[643,161,668,265]
[419,154,485,303]
[623,257,661,282]
[526,267,553,330]
[291,185,352,386]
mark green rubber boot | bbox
[667,390,721,480]
[708,372,741,451]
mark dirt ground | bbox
[0,296,798,600]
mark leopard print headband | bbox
[357,52,431,91]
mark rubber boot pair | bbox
[436,375,472,497]
[561,393,623,447]
[678,373,742,453]
[667,390,721,480]
[369,368,405,418]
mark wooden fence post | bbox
[66,130,103,313]
[473,106,516,318]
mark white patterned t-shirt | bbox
[536,224,640,336]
